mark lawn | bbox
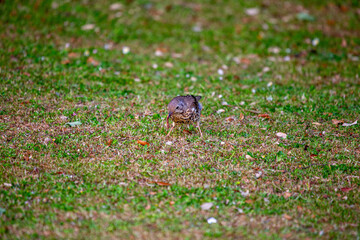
[0,0,359,239]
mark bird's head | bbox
[167,99,185,128]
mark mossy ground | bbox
[0,0,359,239]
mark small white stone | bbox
[164,62,173,68]
[233,57,240,64]
[165,141,173,145]
[217,69,224,75]
[312,38,320,46]
[122,46,130,54]
[155,50,163,56]
[245,8,259,16]
[255,171,262,179]
[192,25,202,32]
[284,56,291,61]
[276,132,287,139]
[268,47,280,54]
[52,2,59,9]
[201,202,213,210]
[217,109,225,114]
[109,3,123,11]
[207,217,217,224]
[222,64,228,70]
[240,190,249,197]
[81,24,95,31]
[104,43,111,50]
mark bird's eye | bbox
[176,106,179,109]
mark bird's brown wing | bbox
[184,95,199,111]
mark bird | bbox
[166,95,203,137]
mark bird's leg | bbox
[196,121,203,137]
[166,122,176,137]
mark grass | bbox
[0,0,359,239]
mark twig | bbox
[244,109,261,114]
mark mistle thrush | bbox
[166,95,203,137]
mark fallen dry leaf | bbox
[68,52,79,58]
[183,129,192,134]
[258,114,270,119]
[156,182,171,186]
[225,116,236,122]
[87,57,99,66]
[245,199,254,204]
[283,192,292,198]
[332,119,344,125]
[312,122,322,126]
[239,113,244,120]
[340,187,353,193]
[137,140,150,146]
[106,139,113,146]
[283,214,292,220]
[241,58,251,65]
[61,59,70,65]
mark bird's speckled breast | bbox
[171,105,201,124]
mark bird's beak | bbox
[167,112,172,129]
